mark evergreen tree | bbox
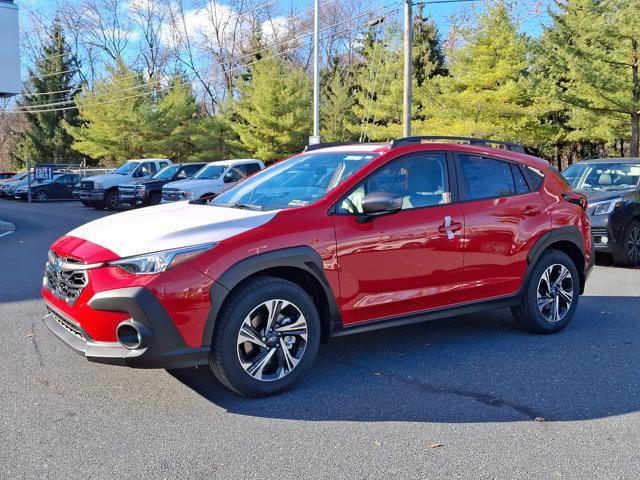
[412,5,447,87]
[227,55,312,162]
[538,0,640,156]
[13,20,83,166]
[415,2,546,146]
[66,62,210,163]
[320,63,358,142]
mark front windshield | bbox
[13,172,28,180]
[210,151,380,211]
[153,164,179,180]
[194,164,226,180]
[114,162,138,175]
[562,162,640,191]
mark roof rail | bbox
[390,136,526,153]
[303,142,361,152]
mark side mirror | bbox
[223,172,235,183]
[358,192,403,223]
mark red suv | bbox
[42,137,593,396]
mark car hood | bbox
[84,173,127,184]
[579,188,639,204]
[163,178,221,190]
[67,201,278,258]
[119,178,160,187]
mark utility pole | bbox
[403,0,413,137]
[310,0,321,146]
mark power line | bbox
[9,3,402,115]
[15,0,323,100]
[16,2,401,112]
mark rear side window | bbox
[458,155,516,200]
[526,166,545,190]
[238,163,262,176]
[182,164,202,177]
[511,164,530,194]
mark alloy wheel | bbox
[35,190,47,201]
[236,299,308,382]
[536,263,574,323]
[626,226,640,263]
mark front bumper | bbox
[43,287,208,369]
[118,192,147,206]
[75,189,106,201]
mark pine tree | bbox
[538,0,640,156]
[65,61,154,163]
[415,2,545,146]
[320,62,358,142]
[66,63,209,163]
[227,55,312,162]
[412,5,447,87]
[13,20,83,166]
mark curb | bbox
[0,220,15,233]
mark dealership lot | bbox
[1,201,639,479]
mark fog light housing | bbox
[600,235,609,244]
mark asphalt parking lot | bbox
[1,201,639,479]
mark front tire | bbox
[104,190,119,210]
[613,220,640,267]
[511,250,580,334]
[209,277,321,397]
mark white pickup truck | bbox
[75,159,172,210]
[161,159,264,203]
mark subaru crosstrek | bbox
[42,137,593,396]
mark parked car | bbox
[42,137,592,397]
[0,170,16,180]
[161,159,264,203]
[14,173,81,201]
[562,157,640,266]
[118,162,207,208]
[0,172,28,196]
[0,172,34,198]
[75,159,172,210]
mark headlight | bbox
[108,243,216,275]
[94,182,103,190]
[135,184,146,191]
[591,198,622,215]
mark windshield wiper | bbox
[219,202,264,211]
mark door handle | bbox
[522,205,540,216]
[438,216,463,239]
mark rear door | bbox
[454,153,551,303]
[332,152,465,325]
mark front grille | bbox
[119,185,135,193]
[162,188,184,202]
[51,310,84,339]
[44,252,89,305]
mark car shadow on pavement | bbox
[169,294,640,423]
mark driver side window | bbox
[337,154,450,214]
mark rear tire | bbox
[209,276,321,397]
[511,250,580,334]
[34,190,48,201]
[613,220,640,267]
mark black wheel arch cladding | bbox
[202,246,342,348]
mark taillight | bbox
[562,192,588,210]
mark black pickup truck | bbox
[117,163,206,207]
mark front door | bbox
[332,152,465,325]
